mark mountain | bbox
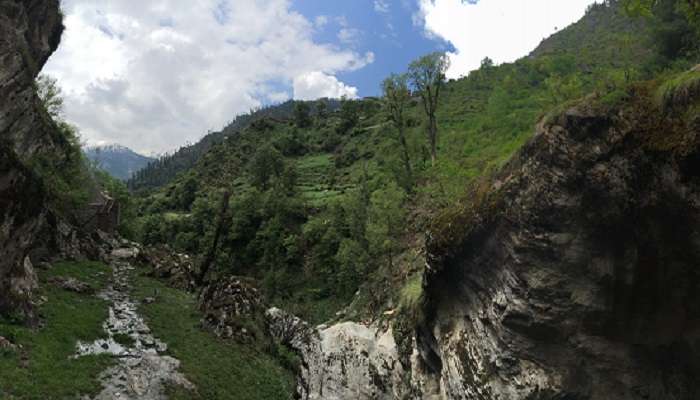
[85,144,155,181]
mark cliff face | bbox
[0,0,63,159]
[0,0,63,319]
[421,90,700,399]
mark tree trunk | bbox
[429,114,438,167]
[398,125,413,190]
[195,190,231,287]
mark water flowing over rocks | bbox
[75,246,193,400]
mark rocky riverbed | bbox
[75,246,193,400]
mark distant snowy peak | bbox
[84,144,155,181]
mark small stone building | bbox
[83,192,120,233]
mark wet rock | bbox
[49,276,94,294]
[75,251,192,398]
[111,247,141,261]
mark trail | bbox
[75,246,193,400]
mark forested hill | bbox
[119,0,696,324]
[128,99,340,191]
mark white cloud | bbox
[417,0,599,79]
[293,71,358,100]
[43,0,371,154]
[338,27,362,45]
[314,15,329,29]
[374,0,390,13]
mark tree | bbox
[480,57,494,69]
[294,102,312,128]
[366,182,406,268]
[408,52,450,166]
[315,100,328,120]
[248,145,284,190]
[195,190,231,286]
[36,74,64,120]
[337,96,359,134]
[382,73,413,192]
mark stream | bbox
[75,247,194,400]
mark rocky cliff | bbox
[422,87,700,399]
[0,0,63,319]
[268,85,700,399]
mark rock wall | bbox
[0,0,63,319]
[421,94,700,399]
[267,308,408,400]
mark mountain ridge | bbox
[85,144,155,181]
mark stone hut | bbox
[84,192,120,233]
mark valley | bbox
[1,0,699,399]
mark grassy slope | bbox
[130,267,295,400]
[0,262,113,400]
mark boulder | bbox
[198,276,264,343]
[138,245,195,291]
[266,307,407,400]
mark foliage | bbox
[35,74,64,120]
[248,145,285,191]
[657,68,700,110]
[382,73,413,191]
[337,97,360,135]
[409,51,450,165]
[128,0,692,323]
[294,102,312,128]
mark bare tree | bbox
[408,52,450,166]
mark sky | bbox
[43,0,598,155]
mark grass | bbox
[295,154,345,207]
[657,69,700,111]
[0,261,113,400]
[398,273,423,312]
[129,268,295,400]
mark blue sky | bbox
[43,0,597,154]
[290,0,452,97]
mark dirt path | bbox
[75,247,193,400]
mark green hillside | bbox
[124,0,698,323]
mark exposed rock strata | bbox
[0,0,63,319]
[267,307,407,400]
[420,95,700,399]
